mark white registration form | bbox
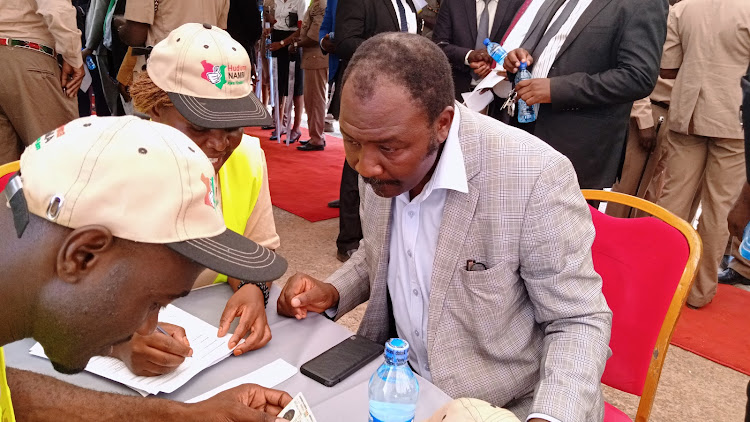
[30,305,237,396]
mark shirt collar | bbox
[398,104,468,203]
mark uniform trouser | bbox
[337,160,363,253]
[0,46,78,165]
[656,129,745,307]
[608,104,669,217]
[303,67,327,144]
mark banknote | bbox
[278,392,318,422]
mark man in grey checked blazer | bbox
[278,33,612,422]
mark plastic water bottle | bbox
[483,38,508,64]
[515,62,536,123]
[740,222,750,260]
[85,55,96,70]
[368,338,419,422]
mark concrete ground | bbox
[270,206,749,421]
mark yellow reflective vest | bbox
[0,348,15,422]
[213,135,265,284]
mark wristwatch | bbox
[238,280,270,307]
[280,40,286,46]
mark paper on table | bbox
[185,358,298,403]
[29,305,237,396]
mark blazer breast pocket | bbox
[456,263,518,300]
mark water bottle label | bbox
[369,412,413,422]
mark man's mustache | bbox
[362,177,400,187]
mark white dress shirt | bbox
[273,0,309,31]
[386,108,466,381]
[389,0,419,34]
[530,0,592,80]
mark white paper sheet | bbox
[461,89,495,111]
[30,305,236,396]
[80,67,92,93]
[185,358,298,403]
[412,0,428,11]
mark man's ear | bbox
[56,225,116,283]
[436,105,455,143]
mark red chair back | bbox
[589,205,690,396]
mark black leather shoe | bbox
[718,268,750,285]
[299,139,326,146]
[261,125,275,130]
[327,199,340,208]
[297,143,324,151]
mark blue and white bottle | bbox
[368,338,420,422]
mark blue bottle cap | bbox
[483,38,490,46]
[519,62,527,70]
[384,338,409,364]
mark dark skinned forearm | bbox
[7,368,192,421]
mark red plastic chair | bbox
[582,190,701,422]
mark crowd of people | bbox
[1,0,749,421]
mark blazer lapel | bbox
[358,187,395,342]
[427,106,481,355]
[489,0,513,41]
[554,0,612,60]
[520,0,564,48]
[468,0,478,45]
[382,0,400,31]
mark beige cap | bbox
[425,398,522,422]
[6,116,286,282]
[147,23,271,129]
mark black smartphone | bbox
[300,335,384,387]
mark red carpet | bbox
[245,126,344,222]
[671,284,750,375]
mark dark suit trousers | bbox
[337,160,363,253]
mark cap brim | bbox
[168,92,272,129]
[166,229,287,282]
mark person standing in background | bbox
[607,77,674,218]
[502,0,668,190]
[297,0,329,151]
[433,0,525,99]
[332,0,421,261]
[319,0,340,125]
[268,0,307,143]
[116,0,230,85]
[655,0,750,308]
[0,0,84,165]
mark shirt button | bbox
[413,289,419,296]
[408,211,415,218]
[414,330,420,337]
[407,250,413,258]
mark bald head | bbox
[342,33,455,124]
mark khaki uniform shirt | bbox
[301,0,328,70]
[662,0,750,139]
[125,0,229,79]
[0,0,83,68]
[630,77,675,130]
[125,0,230,47]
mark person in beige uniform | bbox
[0,0,84,165]
[297,0,329,151]
[608,77,674,218]
[656,0,750,308]
[117,0,229,77]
